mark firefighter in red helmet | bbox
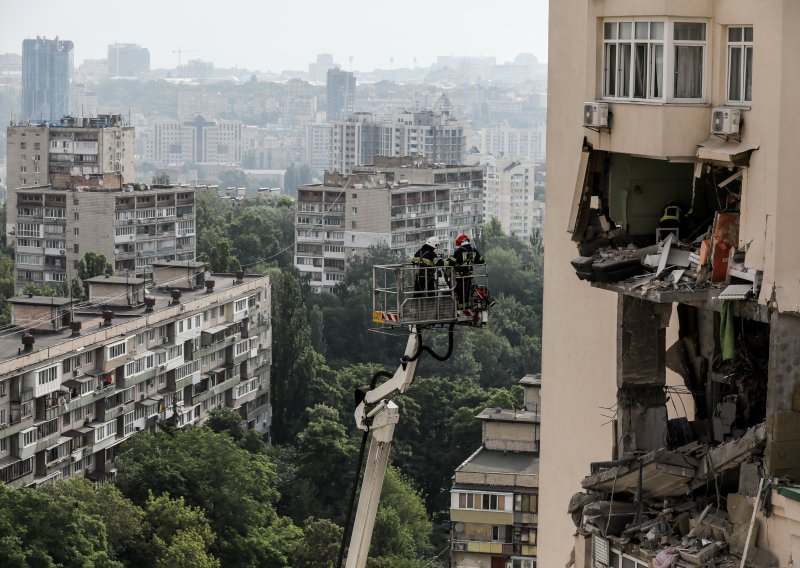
[449,234,494,308]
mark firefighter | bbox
[412,236,447,295]
[449,234,495,308]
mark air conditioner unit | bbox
[711,107,741,135]
[59,249,66,255]
[159,365,166,371]
[584,101,609,128]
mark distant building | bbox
[450,374,541,568]
[143,115,241,166]
[7,173,196,291]
[330,95,469,173]
[468,155,544,239]
[21,37,74,121]
[0,270,272,488]
[308,53,336,83]
[326,67,356,121]
[480,124,547,163]
[107,43,150,77]
[283,79,317,126]
[69,84,99,118]
[294,158,483,292]
[306,123,333,172]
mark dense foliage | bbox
[0,192,543,567]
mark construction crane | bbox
[338,262,492,568]
[171,48,199,70]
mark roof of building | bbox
[0,273,268,369]
[476,408,539,423]
[7,296,75,306]
[85,275,146,285]
[150,261,206,269]
[455,447,539,477]
[519,373,542,386]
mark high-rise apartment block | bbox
[480,124,547,163]
[107,43,150,77]
[6,114,134,193]
[142,116,242,166]
[306,123,333,172]
[294,157,483,292]
[450,374,541,568]
[541,3,800,567]
[21,37,74,121]
[7,173,196,292]
[326,67,356,121]
[469,155,544,240]
[330,96,468,174]
[0,269,272,488]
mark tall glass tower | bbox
[21,37,74,121]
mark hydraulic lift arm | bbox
[344,329,423,568]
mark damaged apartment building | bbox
[540,2,800,568]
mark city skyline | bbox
[0,0,549,73]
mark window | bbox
[603,19,706,101]
[74,227,79,236]
[728,26,753,103]
[37,365,58,386]
[673,22,706,99]
[107,341,127,360]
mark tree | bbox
[208,239,240,273]
[78,252,114,281]
[152,172,171,185]
[114,428,282,566]
[291,518,343,568]
[216,169,251,191]
[270,270,313,442]
[205,408,246,443]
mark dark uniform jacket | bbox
[412,243,446,292]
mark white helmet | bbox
[426,236,441,249]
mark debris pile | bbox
[569,423,778,566]
[571,211,762,301]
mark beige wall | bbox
[482,421,539,453]
[541,2,799,566]
[539,2,619,566]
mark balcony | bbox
[450,540,512,555]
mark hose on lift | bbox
[336,323,455,567]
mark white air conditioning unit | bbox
[711,107,741,135]
[584,101,609,128]
[59,250,66,255]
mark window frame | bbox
[601,17,708,103]
[726,25,753,105]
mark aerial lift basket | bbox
[371,263,489,329]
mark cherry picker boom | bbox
[339,263,492,568]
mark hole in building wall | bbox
[668,304,768,448]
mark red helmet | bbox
[455,234,470,246]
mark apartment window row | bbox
[454,491,509,511]
[125,354,155,377]
[107,340,127,360]
[0,457,32,483]
[37,365,59,386]
[603,20,753,104]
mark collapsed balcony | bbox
[568,143,764,313]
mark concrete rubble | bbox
[569,423,778,567]
[570,211,763,301]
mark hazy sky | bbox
[0,0,548,73]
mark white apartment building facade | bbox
[469,155,544,240]
[0,271,272,488]
[329,96,469,174]
[142,115,242,166]
[480,124,547,163]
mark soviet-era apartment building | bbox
[540,2,800,567]
[450,374,541,568]
[0,268,271,488]
[294,157,483,292]
[7,173,196,292]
